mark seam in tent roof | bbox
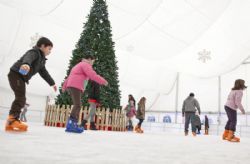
[108,1,136,16]
[184,0,214,21]
[2,10,23,63]
[147,73,178,110]
[115,0,163,40]
[40,0,64,16]
[147,20,189,46]
[145,0,232,62]
[0,0,62,16]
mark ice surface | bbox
[1,120,250,164]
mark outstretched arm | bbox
[39,66,56,87]
[81,64,107,85]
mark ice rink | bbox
[1,120,250,164]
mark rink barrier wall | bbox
[44,105,127,131]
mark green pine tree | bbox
[56,0,121,109]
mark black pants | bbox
[225,106,237,132]
[137,119,144,127]
[68,87,82,120]
[8,71,26,119]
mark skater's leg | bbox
[229,109,237,132]
[89,102,97,122]
[190,113,196,133]
[83,108,90,121]
[82,102,96,125]
[65,87,83,133]
[138,119,143,127]
[227,109,239,142]
[223,106,231,139]
[8,71,26,119]
[184,113,191,133]
[22,108,27,122]
[89,102,97,130]
[23,111,27,122]
[137,119,144,133]
[24,112,27,122]
[128,118,133,130]
[197,125,201,134]
[195,125,198,133]
[225,106,231,131]
[81,102,95,128]
[68,87,82,120]
[6,71,27,131]
[20,112,24,122]
[126,117,129,129]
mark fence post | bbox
[105,108,109,131]
[101,108,105,130]
[59,105,64,127]
[96,107,101,129]
[43,104,129,132]
[44,105,49,126]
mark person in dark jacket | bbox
[192,112,201,134]
[182,93,201,136]
[135,97,146,133]
[81,80,100,130]
[204,115,209,135]
[5,37,57,132]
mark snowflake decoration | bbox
[198,49,211,63]
[30,33,42,48]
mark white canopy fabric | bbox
[0,0,249,112]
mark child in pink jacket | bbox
[63,55,108,133]
[124,95,136,131]
[223,79,246,142]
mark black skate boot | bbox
[90,122,97,130]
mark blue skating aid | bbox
[19,69,28,75]
[65,118,84,133]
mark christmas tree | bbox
[56,0,121,109]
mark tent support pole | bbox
[217,76,222,135]
[175,73,180,124]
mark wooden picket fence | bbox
[44,105,127,131]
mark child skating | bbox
[62,55,108,133]
[204,115,209,135]
[6,37,57,132]
[81,80,100,130]
[135,97,146,133]
[222,79,246,142]
[124,94,136,131]
[192,112,201,135]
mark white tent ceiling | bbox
[0,0,249,109]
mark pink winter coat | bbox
[62,60,107,92]
[124,100,136,118]
[225,90,245,113]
